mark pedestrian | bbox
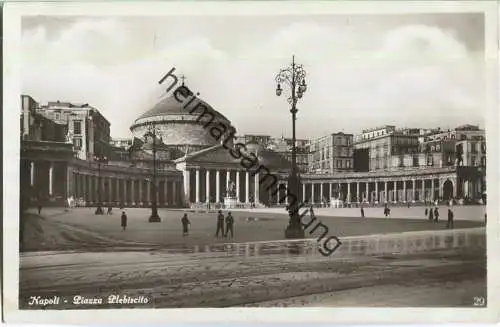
[425,208,428,217]
[407,202,410,208]
[37,204,42,215]
[310,204,315,218]
[428,207,434,222]
[121,211,127,231]
[360,206,365,218]
[225,211,234,238]
[181,213,190,236]
[484,213,487,225]
[384,205,389,217]
[434,207,439,223]
[107,206,113,215]
[215,210,225,238]
[447,208,454,229]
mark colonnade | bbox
[184,168,262,204]
[72,173,181,207]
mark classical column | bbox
[394,180,398,202]
[347,183,351,203]
[146,180,151,203]
[245,171,250,203]
[311,183,315,204]
[438,178,444,199]
[124,179,128,204]
[412,179,416,202]
[131,180,136,205]
[402,180,407,202]
[431,178,435,202]
[195,169,200,203]
[236,170,240,202]
[172,181,177,206]
[421,179,425,202]
[48,162,54,196]
[163,180,167,205]
[138,180,143,204]
[375,181,379,203]
[365,182,369,202]
[108,178,113,203]
[254,172,260,204]
[320,183,324,204]
[183,169,191,204]
[82,175,87,201]
[216,170,221,203]
[30,161,35,186]
[356,182,360,202]
[206,170,211,203]
[302,183,306,202]
[226,170,231,194]
[384,181,388,202]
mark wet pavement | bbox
[19,246,486,309]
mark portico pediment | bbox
[178,144,241,165]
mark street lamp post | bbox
[146,125,161,222]
[94,155,107,215]
[275,55,307,239]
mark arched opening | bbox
[443,179,453,200]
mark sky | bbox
[22,13,486,139]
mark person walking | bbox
[215,210,225,238]
[434,207,439,223]
[181,213,190,236]
[121,211,128,231]
[425,207,428,217]
[447,208,454,229]
[225,212,234,239]
[384,204,389,217]
[428,207,434,222]
[107,206,113,215]
[37,203,43,215]
[360,205,365,218]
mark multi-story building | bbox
[266,136,309,173]
[308,132,354,174]
[354,125,420,171]
[38,101,111,160]
[21,95,67,142]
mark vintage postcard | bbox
[2,0,499,324]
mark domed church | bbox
[125,83,293,208]
[129,84,236,160]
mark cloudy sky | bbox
[22,13,486,139]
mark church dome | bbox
[136,86,231,122]
[130,85,236,155]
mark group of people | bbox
[425,206,454,228]
[180,210,235,238]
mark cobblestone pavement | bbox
[20,247,486,309]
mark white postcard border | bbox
[3,1,499,324]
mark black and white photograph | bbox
[3,1,499,324]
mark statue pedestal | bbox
[224,196,239,209]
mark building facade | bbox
[308,132,354,174]
[38,101,111,160]
[20,88,486,211]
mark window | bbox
[73,137,82,149]
[55,112,61,120]
[346,160,351,168]
[73,121,82,135]
[471,156,477,166]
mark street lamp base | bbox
[95,205,104,215]
[148,215,161,222]
[149,206,161,223]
